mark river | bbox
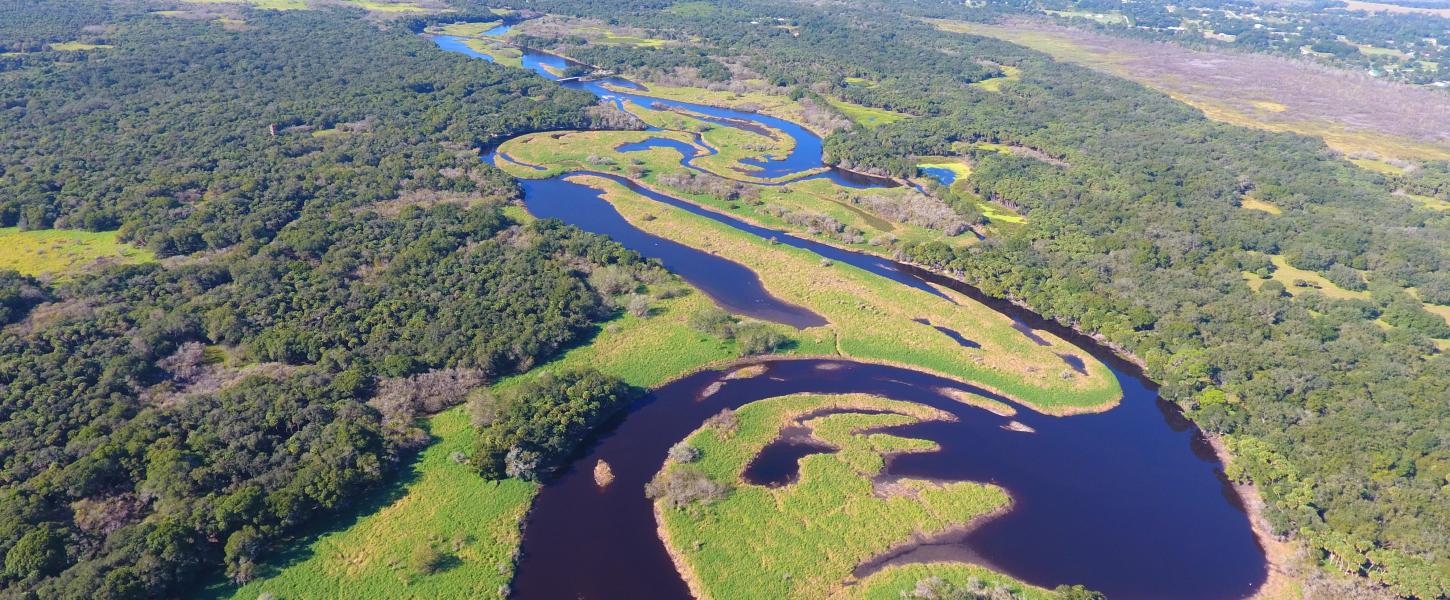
[431,23,1269,600]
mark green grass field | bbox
[435,21,500,37]
[978,200,1027,225]
[0,227,154,277]
[1401,192,1449,211]
[972,65,1022,93]
[654,393,1022,598]
[823,97,911,128]
[1349,156,1407,175]
[221,409,533,600]
[462,38,522,68]
[344,0,434,13]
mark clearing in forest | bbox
[822,96,912,128]
[1240,196,1282,215]
[1242,254,1370,301]
[971,64,1022,92]
[0,227,154,277]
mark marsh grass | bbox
[183,0,310,10]
[937,20,1450,164]
[655,393,1015,598]
[851,563,1058,599]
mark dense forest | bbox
[0,2,654,597]
[496,0,1449,596]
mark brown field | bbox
[934,19,1450,164]
[1340,0,1450,17]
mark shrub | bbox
[688,307,736,338]
[703,408,738,435]
[409,544,449,575]
[3,524,66,580]
[589,264,638,296]
[1325,264,1366,291]
[734,322,787,356]
[1259,280,1287,298]
[625,294,651,317]
[645,466,728,509]
[667,442,702,463]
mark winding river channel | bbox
[433,24,1269,600]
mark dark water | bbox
[519,175,825,328]
[740,437,830,486]
[511,360,1268,600]
[435,26,1268,600]
[742,407,899,487]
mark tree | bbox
[409,544,450,575]
[667,442,701,463]
[3,524,66,580]
[223,527,263,584]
